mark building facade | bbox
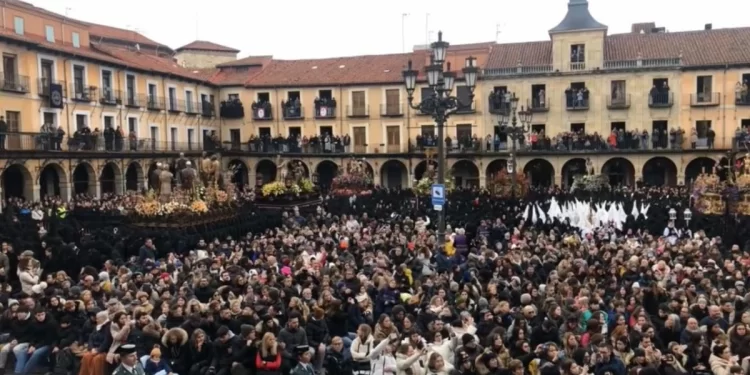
[0,0,748,203]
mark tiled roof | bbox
[0,28,125,66]
[485,27,750,69]
[86,23,170,50]
[245,53,425,88]
[217,55,273,68]
[207,66,265,86]
[176,40,240,53]
[92,44,212,84]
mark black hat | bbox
[295,345,310,356]
[216,326,230,337]
[117,344,137,356]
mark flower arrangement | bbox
[300,179,315,193]
[413,177,455,196]
[135,200,159,216]
[215,190,229,204]
[190,200,208,214]
[262,181,287,197]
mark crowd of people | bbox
[0,183,749,375]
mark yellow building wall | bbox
[550,30,606,72]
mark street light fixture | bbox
[668,208,677,221]
[683,208,692,227]
[495,92,532,196]
[402,30,478,251]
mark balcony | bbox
[124,93,142,108]
[690,92,720,107]
[69,84,95,102]
[314,104,336,119]
[528,98,549,113]
[570,62,586,71]
[282,101,304,120]
[167,98,184,113]
[37,78,66,97]
[221,99,245,119]
[185,101,200,115]
[0,131,210,153]
[347,105,369,118]
[607,94,631,110]
[251,101,271,120]
[649,92,673,108]
[201,101,215,117]
[386,144,401,153]
[147,95,165,111]
[736,93,750,106]
[0,74,30,94]
[488,93,511,115]
[353,145,367,153]
[455,100,476,114]
[381,103,404,117]
[99,88,121,105]
[565,93,590,111]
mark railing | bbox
[201,101,216,117]
[455,100,476,114]
[488,98,511,115]
[528,98,549,112]
[69,84,95,102]
[569,62,586,71]
[167,98,184,112]
[607,94,631,109]
[282,105,304,120]
[353,145,367,153]
[185,101,200,115]
[0,132,212,153]
[125,92,142,108]
[37,78,66,97]
[147,95,165,111]
[482,65,553,77]
[735,94,750,106]
[251,102,272,120]
[99,88,121,105]
[221,100,245,119]
[603,57,681,70]
[314,105,336,119]
[0,74,30,93]
[347,105,370,118]
[565,95,590,110]
[649,92,673,108]
[386,144,401,153]
[381,103,404,117]
[690,92,721,106]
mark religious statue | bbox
[175,152,188,186]
[201,152,213,186]
[149,162,162,192]
[586,158,595,175]
[424,163,437,180]
[291,161,306,182]
[180,161,198,191]
[159,164,174,202]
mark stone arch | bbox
[99,162,123,195]
[315,160,339,190]
[38,163,68,199]
[450,159,479,188]
[72,162,96,196]
[561,158,587,189]
[642,157,678,187]
[485,159,509,186]
[2,164,33,200]
[601,157,636,187]
[228,159,249,189]
[125,162,144,192]
[380,160,408,188]
[255,159,277,186]
[414,159,438,180]
[523,159,554,187]
[684,157,718,185]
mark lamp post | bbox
[668,207,677,221]
[402,31,478,250]
[495,93,533,197]
[683,207,692,229]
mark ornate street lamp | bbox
[403,31,478,251]
[683,208,692,227]
[495,92,532,196]
[668,207,677,221]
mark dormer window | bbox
[571,44,585,63]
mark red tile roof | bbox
[85,23,170,50]
[486,41,553,69]
[217,55,273,68]
[176,40,240,53]
[245,53,426,88]
[91,44,213,83]
[0,28,124,66]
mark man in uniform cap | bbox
[290,345,315,375]
[112,344,145,375]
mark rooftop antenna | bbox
[495,23,506,42]
[402,13,409,53]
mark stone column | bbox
[62,183,72,202]
[33,185,40,202]
[479,173,487,189]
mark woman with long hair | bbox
[351,324,389,375]
[425,352,454,375]
[256,332,282,375]
[709,344,738,375]
[185,328,213,375]
[395,343,425,375]
[374,314,400,342]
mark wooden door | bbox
[386,125,400,152]
[352,91,366,116]
[385,89,400,115]
[6,111,20,149]
[353,126,367,153]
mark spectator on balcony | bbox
[690,128,698,149]
[707,127,716,149]
[115,126,124,151]
[608,131,617,149]
[640,130,649,150]
[129,130,138,151]
[445,136,452,151]
[103,126,115,151]
[670,128,684,150]
[0,116,6,151]
[342,134,351,153]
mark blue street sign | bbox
[431,184,445,206]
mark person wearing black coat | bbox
[324,336,352,375]
[305,308,330,371]
[230,325,257,375]
[210,326,238,375]
[185,328,214,375]
[24,307,58,374]
[0,306,33,372]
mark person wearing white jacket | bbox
[371,344,398,375]
[425,352,456,375]
[351,324,389,375]
[426,331,457,368]
[395,343,426,375]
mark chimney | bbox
[705,23,712,30]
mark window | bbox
[287,91,300,101]
[3,54,18,86]
[456,124,472,142]
[5,111,20,148]
[45,25,55,43]
[169,87,177,109]
[150,126,158,141]
[187,129,195,149]
[256,92,269,102]
[571,44,585,63]
[259,127,271,138]
[290,127,302,137]
[351,90,367,116]
[128,117,137,135]
[14,17,24,35]
[531,84,547,109]
[611,122,626,131]
[72,32,80,48]
[353,126,367,152]
[696,121,711,139]
[73,65,85,97]
[126,74,136,105]
[385,89,400,115]
[230,129,241,149]
[456,87,473,112]
[386,125,400,152]
[170,128,178,150]
[611,80,626,101]
[420,87,434,114]
[148,84,157,99]
[696,76,714,103]
[104,115,114,129]
[742,119,750,130]
[319,89,333,100]
[571,123,585,132]
[185,91,194,112]
[75,114,88,130]
[421,125,435,137]
[319,126,333,136]
[43,112,56,127]
[229,93,240,101]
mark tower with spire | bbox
[549,0,608,72]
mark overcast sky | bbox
[30,0,748,60]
